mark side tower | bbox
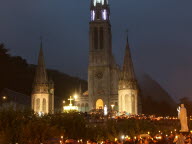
[118,35,139,114]
[88,0,118,110]
[31,40,54,114]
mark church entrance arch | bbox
[96,99,104,109]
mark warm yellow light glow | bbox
[148,131,150,135]
[111,104,115,109]
[115,138,117,141]
[63,96,78,111]
[156,136,162,140]
[96,99,104,109]
[63,105,78,111]
[121,135,125,139]
[74,94,78,100]
[2,96,7,100]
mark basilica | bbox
[31,0,142,115]
[76,0,142,114]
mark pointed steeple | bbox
[122,32,136,82]
[79,83,82,95]
[34,37,48,84]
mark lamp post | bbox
[111,104,114,110]
[73,94,78,106]
[111,104,115,117]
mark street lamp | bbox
[121,135,125,140]
[74,94,78,101]
[111,104,115,110]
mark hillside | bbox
[139,74,177,116]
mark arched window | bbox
[36,98,40,112]
[77,104,80,111]
[100,27,103,49]
[131,94,135,114]
[81,103,85,112]
[115,102,118,111]
[42,98,46,113]
[94,27,98,49]
[85,103,89,112]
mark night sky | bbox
[0,0,192,101]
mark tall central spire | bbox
[122,32,136,82]
[34,38,48,84]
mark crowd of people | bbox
[85,133,192,144]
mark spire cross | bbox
[126,29,128,42]
[68,96,74,105]
[40,36,43,48]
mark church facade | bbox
[76,0,141,114]
[31,40,54,114]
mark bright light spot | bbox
[91,10,95,21]
[2,96,7,100]
[63,105,78,111]
[74,94,78,100]
[156,136,162,140]
[94,0,105,6]
[38,112,44,117]
[102,9,107,20]
[104,105,108,116]
[121,135,125,139]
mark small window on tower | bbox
[100,27,103,49]
[94,27,98,49]
[91,10,95,21]
[102,9,107,20]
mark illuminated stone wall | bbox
[118,89,138,114]
[32,93,49,114]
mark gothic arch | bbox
[77,104,80,111]
[125,94,129,112]
[36,98,40,112]
[85,103,89,112]
[131,94,135,114]
[42,98,46,113]
[115,102,118,111]
[81,103,85,112]
[96,99,103,109]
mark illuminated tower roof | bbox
[121,33,137,82]
[34,38,48,85]
[90,0,110,22]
